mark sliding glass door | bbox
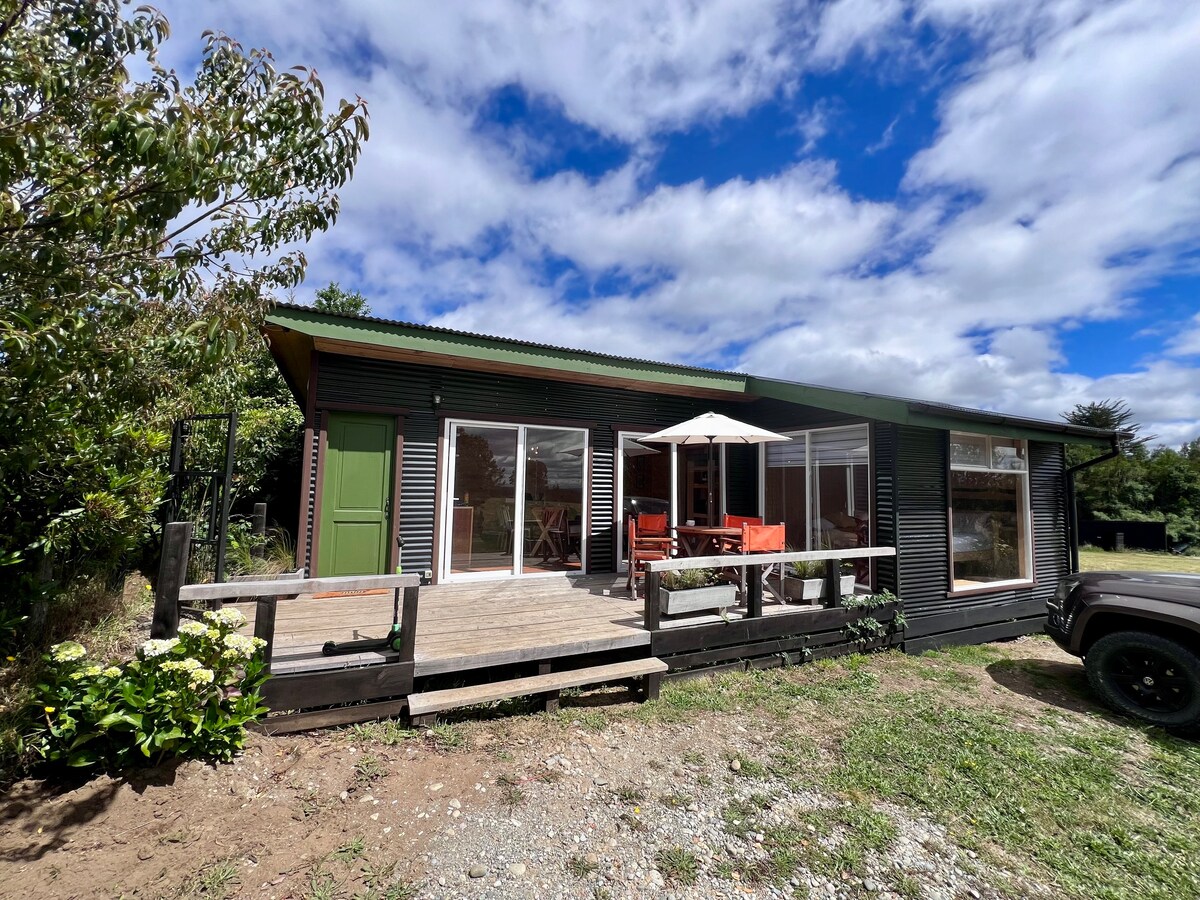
[616,432,674,572]
[443,420,588,580]
[763,423,872,582]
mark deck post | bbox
[398,586,420,663]
[746,564,763,618]
[642,671,662,701]
[643,568,662,631]
[254,596,278,674]
[537,661,560,713]
[824,558,842,608]
[151,521,192,639]
[251,503,267,558]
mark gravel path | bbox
[411,717,1042,899]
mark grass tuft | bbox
[654,846,699,885]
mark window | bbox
[764,424,871,579]
[949,432,1031,589]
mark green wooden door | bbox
[318,413,395,576]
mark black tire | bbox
[1085,631,1200,733]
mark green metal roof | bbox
[266,303,747,394]
[266,303,1117,448]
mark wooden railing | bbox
[152,521,421,673]
[641,547,897,630]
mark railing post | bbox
[644,567,662,631]
[398,585,420,664]
[747,563,763,618]
[152,521,192,639]
[251,502,267,558]
[824,558,842,608]
[253,596,278,674]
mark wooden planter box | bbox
[781,575,856,603]
[660,583,739,616]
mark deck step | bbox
[407,658,668,717]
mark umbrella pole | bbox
[706,437,715,525]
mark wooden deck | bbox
[243,573,823,677]
[244,574,647,676]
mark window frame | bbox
[948,432,1034,593]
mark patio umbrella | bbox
[637,412,790,523]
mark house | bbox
[263,303,1116,629]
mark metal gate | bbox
[165,412,238,583]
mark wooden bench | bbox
[406,657,668,725]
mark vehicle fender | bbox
[1074,595,1200,654]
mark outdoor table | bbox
[674,525,742,557]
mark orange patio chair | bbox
[626,515,676,597]
[719,514,763,553]
[726,522,786,603]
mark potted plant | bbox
[659,568,738,616]
[781,559,856,603]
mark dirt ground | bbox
[0,638,1112,899]
[0,726,495,899]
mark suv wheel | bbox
[1085,631,1200,732]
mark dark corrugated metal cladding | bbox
[314,354,761,574]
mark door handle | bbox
[384,498,391,517]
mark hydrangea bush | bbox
[24,609,268,769]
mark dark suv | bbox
[1047,571,1200,733]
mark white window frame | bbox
[759,423,873,585]
[440,418,589,583]
[948,431,1034,591]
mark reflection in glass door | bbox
[443,421,589,580]
[523,427,586,574]
[447,425,517,575]
[616,433,673,572]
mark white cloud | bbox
[147,0,1200,446]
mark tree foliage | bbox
[0,1,367,592]
[314,281,371,317]
[1065,400,1200,547]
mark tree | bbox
[1064,399,1151,452]
[1063,400,1200,545]
[0,1,367,594]
[314,282,371,317]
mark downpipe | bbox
[1065,436,1121,574]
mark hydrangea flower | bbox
[221,633,259,659]
[82,664,103,677]
[51,641,87,663]
[141,638,180,659]
[188,667,215,688]
[102,666,122,678]
[203,608,247,629]
[161,658,202,674]
[178,621,208,637]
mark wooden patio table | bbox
[674,525,742,558]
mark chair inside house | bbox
[725,522,786,603]
[626,514,676,596]
[498,503,515,554]
[530,507,570,563]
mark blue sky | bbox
[155,0,1200,445]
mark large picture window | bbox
[949,432,1032,589]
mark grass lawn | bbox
[1078,546,1200,574]
[611,641,1200,899]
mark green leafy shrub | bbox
[24,609,268,769]
[841,589,897,611]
